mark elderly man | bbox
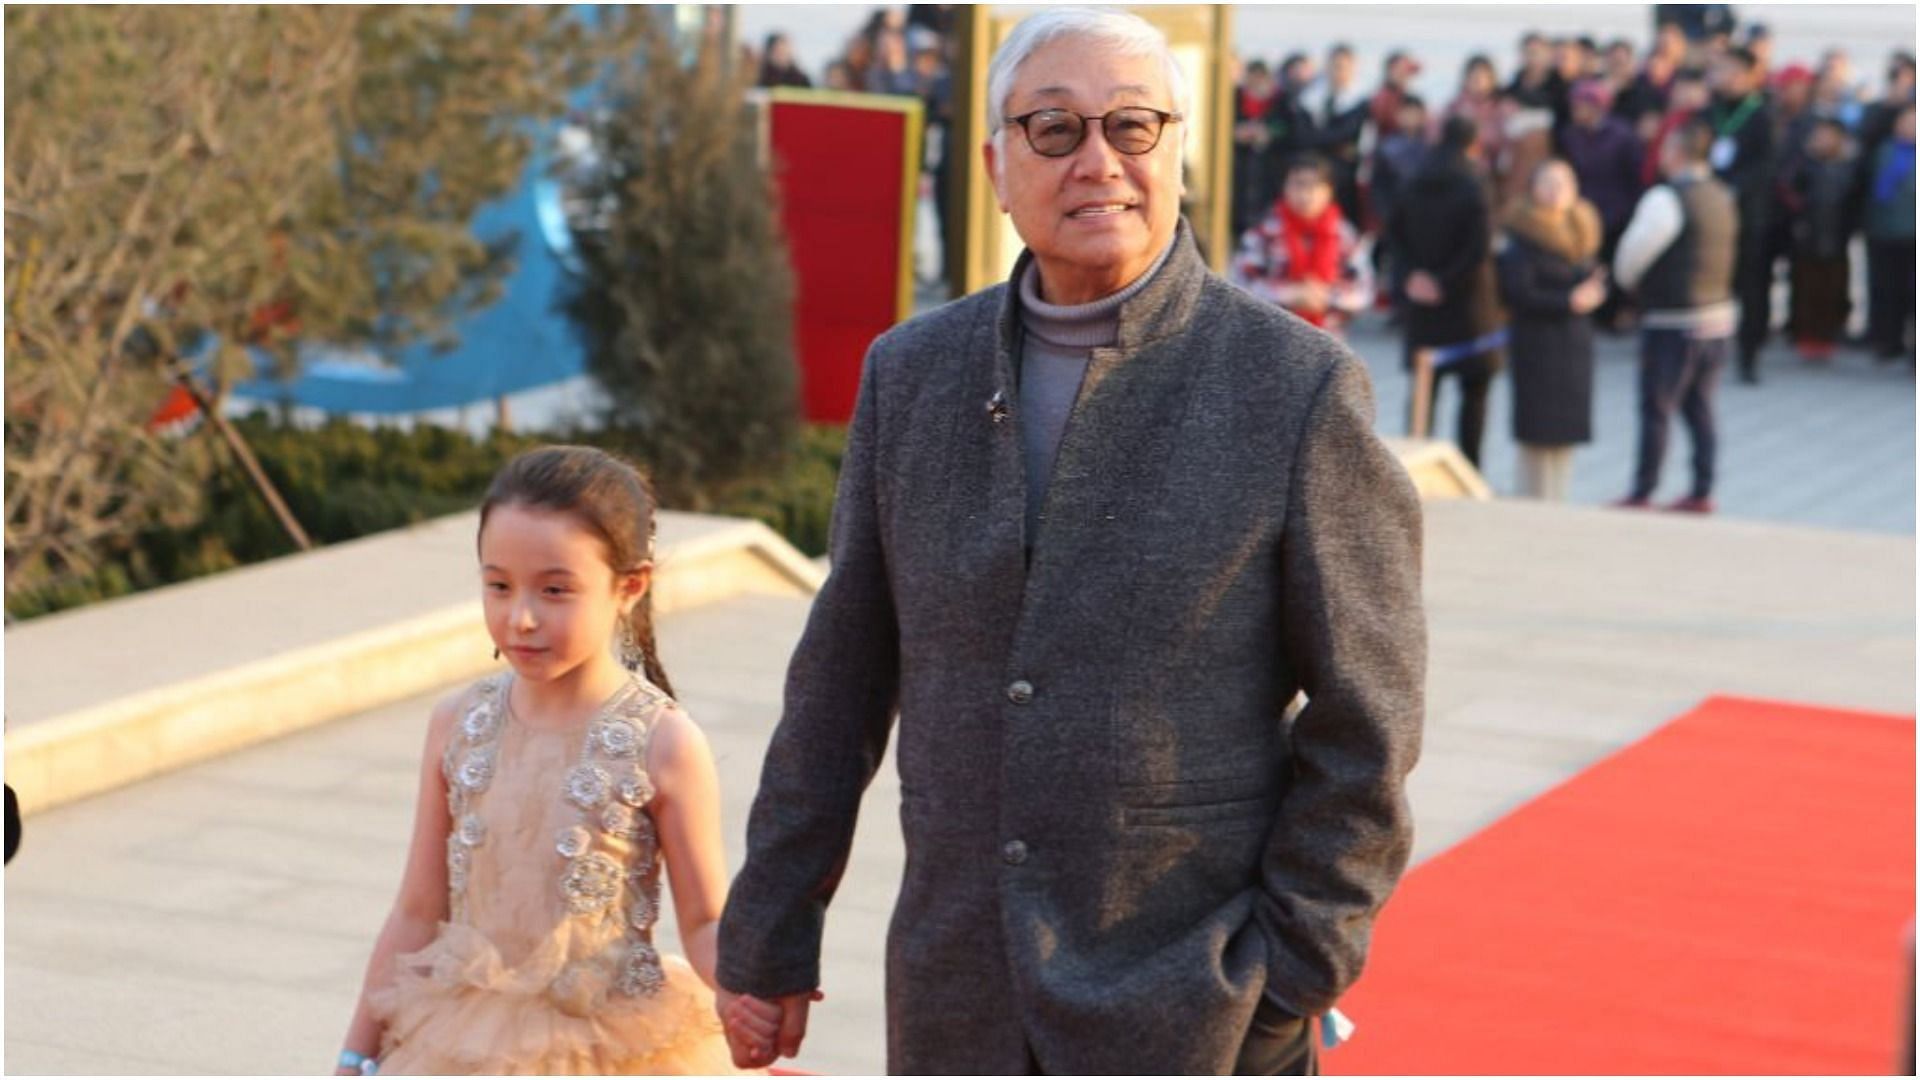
[716,9,1425,1074]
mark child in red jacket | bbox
[1232,154,1374,333]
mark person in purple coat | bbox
[1560,78,1646,329]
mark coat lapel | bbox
[997,221,1212,644]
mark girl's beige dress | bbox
[370,672,749,1074]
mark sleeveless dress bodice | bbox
[370,672,749,1075]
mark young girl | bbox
[335,446,749,1075]
[1232,154,1374,334]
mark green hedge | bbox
[5,417,846,621]
[709,423,845,559]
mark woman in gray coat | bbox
[1497,159,1608,500]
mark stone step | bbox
[4,510,824,817]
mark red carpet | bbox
[1327,696,1916,1075]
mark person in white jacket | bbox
[1611,116,1740,514]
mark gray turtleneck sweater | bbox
[1016,240,1175,539]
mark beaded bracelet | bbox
[338,1050,378,1075]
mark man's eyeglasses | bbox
[1004,107,1183,158]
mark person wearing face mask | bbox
[717,8,1425,1075]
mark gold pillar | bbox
[946,5,994,299]
[1205,4,1234,269]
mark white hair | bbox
[985,7,1191,149]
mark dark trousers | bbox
[1410,347,1499,469]
[1867,237,1916,357]
[1232,144,1263,239]
[1734,221,1780,378]
[1019,1004,1318,1076]
[1632,328,1728,500]
[1788,252,1851,345]
[1234,1001,1319,1076]
[1595,222,1631,327]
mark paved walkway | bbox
[1341,315,1917,535]
[8,268,1914,1077]
[897,287,1917,536]
[7,499,1910,1075]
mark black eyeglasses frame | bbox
[1002,106,1184,158]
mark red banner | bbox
[765,90,921,425]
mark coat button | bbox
[1007,680,1035,705]
[1002,840,1029,866]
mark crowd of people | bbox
[1232,20,1916,365]
[1228,12,1915,508]
[740,7,1914,511]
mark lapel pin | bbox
[987,389,1010,424]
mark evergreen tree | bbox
[558,13,799,508]
[3,6,637,599]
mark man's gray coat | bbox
[718,222,1426,1074]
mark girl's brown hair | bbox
[479,446,674,697]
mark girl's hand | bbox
[726,992,782,1039]
[717,989,823,1068]
[719,992,782,1068]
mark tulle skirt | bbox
[369,922,754,1075]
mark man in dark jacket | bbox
[1783,117,1861,359]
[1266,52,1324,179]
[1561,78,1647,328]
[1655,3,1736,45]
[1863,102,1916,362]
[1387,114,1506,468]
[1509,31,1568,118]
[1233,60,1281,239]
[1705,46,1776,383]
[1615,46,1678,126]
[1369,49,1422,150]
[1859,51,1917,160]
[1313,43,1370,229]
[718,9,1425,1074]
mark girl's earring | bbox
[493,647,501,661]
[616,622,643,672]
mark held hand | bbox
[1570,280,1605,314]
[1297,280,1330,313]
[776,989,826,1060]
[1404,271,1443,305]
[717,991,781,1068]
[716,989,822,1068]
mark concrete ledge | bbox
[1385,437,1494,500]
[5,436,1477,816]
[5,510,822,817]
